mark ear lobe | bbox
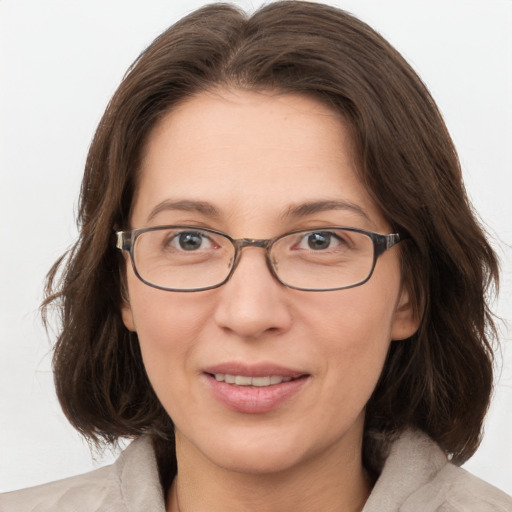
[391,287,421,341]
[121,300,136,332]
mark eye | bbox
[169,231,214,251]
[298,231,346,251]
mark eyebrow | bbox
[281,200,372,223]
[146,198,372,226]
[147,199,220,222]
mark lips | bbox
[203,362,309,413]
[204,362,305,379]
[213,374,293,386]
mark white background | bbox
[1,0,511,495]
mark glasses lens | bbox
[271,229,375,290]
[133,227,234,290]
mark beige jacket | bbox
[1,430,511,511]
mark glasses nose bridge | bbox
[235,237,272,250]
[229,237,276,278]
[232,237,274,261]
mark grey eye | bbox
[172,232,210,251]
[306,232,331,250]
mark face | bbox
[122,89,417,476]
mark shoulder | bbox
[0,436,166,512]
[364,429,512,512]
[0,464,117,512]
[404,463,512,512]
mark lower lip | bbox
[205,374,309,413]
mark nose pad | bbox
[213,247,292,339]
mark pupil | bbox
[179,233,202,250]
[308,232,330,250]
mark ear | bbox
[390,287,421,341]
[121,299,137,332]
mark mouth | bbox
[210,374,296,387]
[203,364,309,413]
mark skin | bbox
[122,89,419,512]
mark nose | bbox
[213,247,293,340]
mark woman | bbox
[1,1,511,510]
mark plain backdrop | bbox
[1,0,511,495]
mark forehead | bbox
[132,89,386,233]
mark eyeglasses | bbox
[116,225,404,292]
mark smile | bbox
[213,374,293,387]
[205,370,309,413]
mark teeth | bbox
[252,376,270,387]
[235,375,252,386]
[213,374,293,387]
[225,374,236,384]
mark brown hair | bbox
[44,1,499,480]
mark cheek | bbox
[323,317,391,427]
[124,278,213,387]
[302,280,400,388]
[323,305,392,382]
[302,278,400,349]
[127,292,212,427]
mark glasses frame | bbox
[116,225,405,292]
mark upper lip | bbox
[203,362,307,379]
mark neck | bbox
[167,429,372,512]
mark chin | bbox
[207,442,307,475]
[177,422,315,476]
